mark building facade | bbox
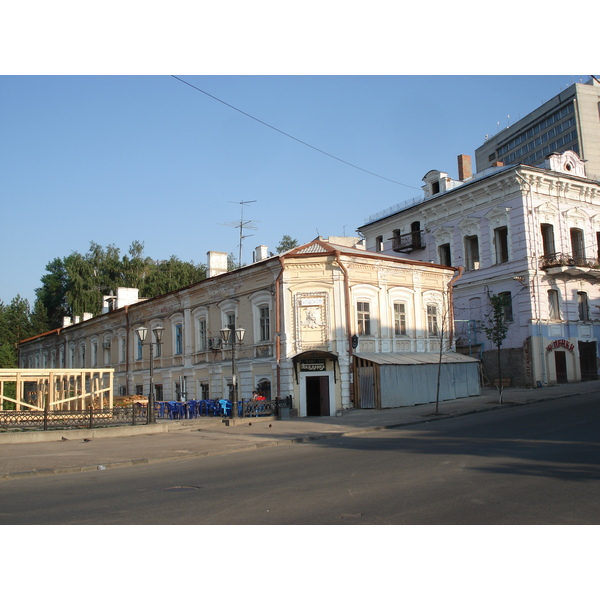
[475,77,600,180]
[19,238,479,414]
[358,151,600,387]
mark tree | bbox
[34,241,207,328]
[481,294,511,404]
[276,235,299,254]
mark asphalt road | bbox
[1,393,599,525]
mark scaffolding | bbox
[0,369,114,411]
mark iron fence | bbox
[0,404,147,431]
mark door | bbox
[306,376,330,417]
[554,351,568,383]
[358,366,375,408]
[578,341,598,381]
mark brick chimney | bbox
[457,154,472,181]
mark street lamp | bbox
[135,326,164,424]
[220,324,245,418]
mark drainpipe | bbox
[447,266,464,348]
[275,257,285,400]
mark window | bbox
[375,236,383,252]
[494,227,509,263]
[199,382,210,400]
[570,228,585,264]
[394,303,407,336]
[499,291,513,322]
[226,312,235,330]
[541,223,556,258]
[119,338,126,364]
[92,342,98,367]
[427,304,439,336]
[411,221,422,248]
[259,306,270,341]
[464,235,480,270]
[548,289,560,320]
[154,384,164,402]
[135,384,144,396]
[438,243,452,266]
[578,291,589,321]
[80,344,86,368]
[197,318,207,351]
[175,323,183,355]
[357,302,371,335]
[153,328,162,357]
[597,232,600,263]
[137,335,143,360]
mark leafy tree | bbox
[481,294,511,404]
[35,241,207,328]
[276,235,299,254]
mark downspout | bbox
[275,257,285,401]
[447,266,464,348]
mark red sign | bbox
[546,339,575,352]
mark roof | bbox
[353,352,480,365]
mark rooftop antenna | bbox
[220,200,258,267]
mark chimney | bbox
[457,154,472,181]
[207,251,229,278]
[253,245,269,262]
[62,316,72,328]
[492,161,504,167]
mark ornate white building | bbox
[358,150,600,387]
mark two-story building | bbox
[18,237,480,414]
[358,150,600,387]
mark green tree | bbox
[276,235,299,254]
[481,294,511,404]
[35,241,207,328]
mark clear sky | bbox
[2,74,594,306]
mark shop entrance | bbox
[305,375,330,417]
[554,351,568,383]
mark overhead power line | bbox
[171,75,420,191]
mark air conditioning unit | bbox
[208,337,222,350]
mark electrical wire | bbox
[171,75,420,191]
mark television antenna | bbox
[220,200,258,267]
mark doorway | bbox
[578,341,598,381]
[305,375,330,417]
[554,351,568,383]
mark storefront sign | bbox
[300,359,326,371]
[546,339,575,352]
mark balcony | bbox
[391,231,425,253]
[540,253,600,278]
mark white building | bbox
[358,151,600,387]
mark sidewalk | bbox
[1,381,597,480]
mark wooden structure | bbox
[0,369,114,411]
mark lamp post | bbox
[220,324,245,418]
[135,326,164,424]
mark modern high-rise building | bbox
[475,77,600,180]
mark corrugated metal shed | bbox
[353,352,481,409]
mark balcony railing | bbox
[391,231,425,253]
[540,253,600,270]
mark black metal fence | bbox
[0,404,147,431]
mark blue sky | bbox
[1,74,592,305]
